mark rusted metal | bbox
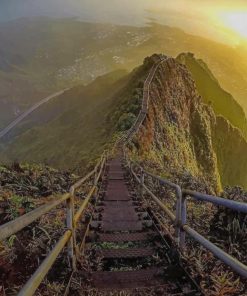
[108,172,124,180]
[104,191,130,201]
[98,232,156,242]
[101,201,135,208]
[101,206,136,214]
[2,58,187,295]
[104,180,130,201]
[84,154,202,293]
[18,230,71,296]
[102,209,138,221]
[92,268,164,289]
[98,248,155,259]
[0,193,70,241]
[101,220,143,231]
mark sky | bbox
[0,0,247,45]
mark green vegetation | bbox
[212,116,247,188]
[177,53,247,139]
[1,19,247,130]
[129,56,247,191]
[117,113,136,131]
[0,57,152,171]
[6,195,34,220]
[1,49,246,189]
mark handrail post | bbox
[180,192,187,250]
[175,186,182,247]
[67,187,76,271]
[94,166,98,186]
[140,168,145,198]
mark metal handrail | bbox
[118,54,247,278]
[0,193,70,241]
[130,162,182,243]
[129,162,247,278]
[130,166,176,222]
[1,56,164,295]
[183,189,247,214]
[3,53,246,296]
[0,152,106,296]
[18,230,72,296]
[183,225,247,278]
[123,57,168,143]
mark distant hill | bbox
[1,18,247,130]
[176,53,247,139]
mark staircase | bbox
[72,154,201,295]
[1,55,246,296]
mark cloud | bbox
[0,0,246,44]
[0,0,246,22]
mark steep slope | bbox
[1,54,246,190]
[130,56,247,191]
[1,18,247,130]
[212,116,247,188]
[176,53,247,139]
[0,63,150,170]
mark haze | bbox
[1,0,247,45]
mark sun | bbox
[219,11,247,39]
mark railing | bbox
[127,161,247,279]
[0,56,165,296]
[119,55,168,144]
[0,152,106,296]
[120,54,247,279]
[1,53,246,296]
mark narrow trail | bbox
[0,88,69,140]
[73,152,201,295]
[1,55,246,295]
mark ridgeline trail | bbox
[77,151,201,294]
[0,88,69,140]
[0,54,246,296]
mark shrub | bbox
[117,113,136,131]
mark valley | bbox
[0,17,246,194]
[1,18,247,132]
[0,2,247,295]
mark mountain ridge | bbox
[1,18,247,131]
[127,55,247,191]
[1,54,246,190]
[177,52,247,139]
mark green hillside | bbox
[177,53,247,139]
[0,58,152,171]
[1,54,246,190]
[1,18,247,130]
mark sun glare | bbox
[219,11,247,39]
